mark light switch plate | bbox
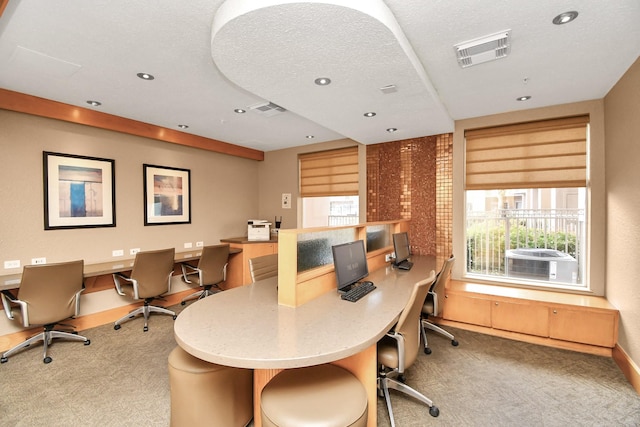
[4,260,20,269]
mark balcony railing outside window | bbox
[466,208,585,287]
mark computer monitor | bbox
[331,240,369,293]
[393,232,411,266]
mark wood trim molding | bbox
[0,89,264,161]
[613,344,640,395]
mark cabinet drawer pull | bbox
[553,309,558,314]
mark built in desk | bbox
[174,254,436,427]
[0,247,242,292]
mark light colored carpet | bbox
[1,302,639,426]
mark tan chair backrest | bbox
[394,270,436,369]
[130,248,175,298]
[198,244,229,285]
[18,260,84,325]
[249,253,278,283]
[430,255,455,298]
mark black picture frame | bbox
[143,164,191,226]
[43,151,116,230]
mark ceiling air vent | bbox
[454,30,511,68]
[249,101,287,117]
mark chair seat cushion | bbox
[261,364,367,427]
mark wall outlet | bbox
[184,242,193,249]
[385,253,393,262]
[130,248,140,255]
[31,257,47,265]
[112,249,124,257]
[4,260,20,269]
[196,241,204,247]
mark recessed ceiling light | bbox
[364,112,376,117]
[552,11,578,25]
[314,77,331,86]
[306,135,314,139]
[234,108,246,114]
[516,96,531,101]
[136,72,155,80]
[386,128,398,133]
[178,124,189,129]
[86,100,101,106]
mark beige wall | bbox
[604,57,640,367]
[0,110,260,333]
[257,138,365,229]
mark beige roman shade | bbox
[299,146,359,197]
[465,116,589,190]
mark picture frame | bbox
[43,151,116,230]
[143,164,191,226]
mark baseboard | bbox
[0,288,194,352]
[612,344,640,395]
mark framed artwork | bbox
[143,164,191,226]
[43,151,116,230]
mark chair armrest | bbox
[181,263,199,283]
[112,272,138,298]
[74,289,84,316]
[223,262,228,282]
[428,290,439,316]
[385,330,407,373]
[1,290,28,327]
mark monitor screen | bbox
[331,240,369,292]
[393,232,411,265]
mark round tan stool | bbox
[168,346,253,427]
[260,364,368,427]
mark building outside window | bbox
[466,188,586,288]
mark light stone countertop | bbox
[174,255,436,369]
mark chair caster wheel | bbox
[173,315,177,320]
[1,357,7,363]
[84,340,91,346]
[429,405,440,417]
[181,301,186,305]
[44,356,52,364]
[424,347,432,355]
[451,339,459,346]
[143,326,149,332]
[114,324,121,330]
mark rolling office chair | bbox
[0,260,90,364]
[248,253,278,283]
[421,255,459,354]
[112,248,176,332]
[377,271,439,425]
[180,244,229,305]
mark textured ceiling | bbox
[0,0,639,152]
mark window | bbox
[464,116,589,289]
[299,147,359,228]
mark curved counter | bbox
[174,255,436,368]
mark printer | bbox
[247,219,271,241]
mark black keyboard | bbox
[397,260,413,270]
[341,281,376,302]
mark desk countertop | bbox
[221,236,278,244]
[173,255,436,369]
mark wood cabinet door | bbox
[491,300,549,337]
[442,293,492,327]
[549,308,617,347]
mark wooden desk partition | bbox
[277,220,409,307]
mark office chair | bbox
[180,244,229,305]
[421,255,458,354]
[377,271,439,425]
[248,253,278,283]
[113,248,176,332]
[0,260,90,364]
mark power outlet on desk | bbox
[31,257,47,265]
[130,248,140,255]
[196,241,204,247]
[385,253,395,263]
